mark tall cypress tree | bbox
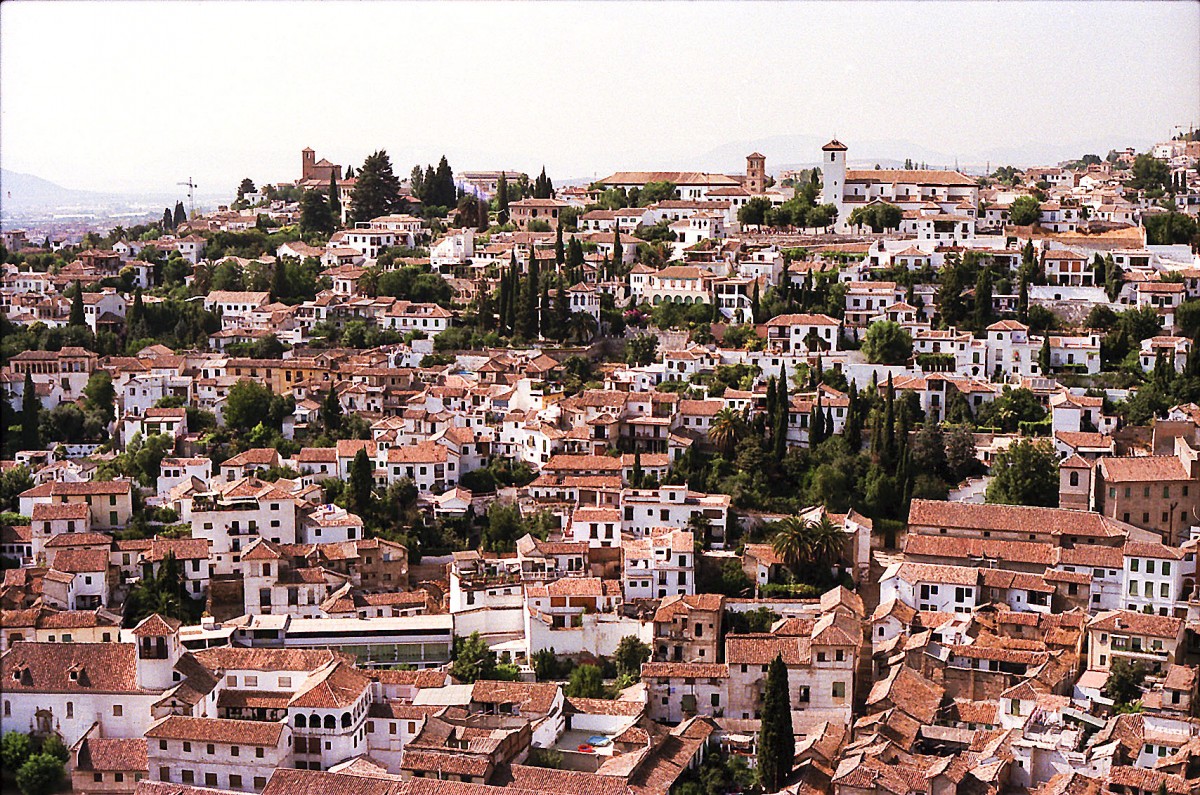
[974,267,993,333]
[555,223,565,267]
[1017,270,1029,323]
[765,375,777,420]
[498,275,510,334]
[173,201,187,227]
[844,381,862,451]
[328,172,341,224]
[882,374,896,468]
[517,248,540,338]
[758,654,794,792]
[497,172,510,225]
[348,449,374,519]
[539,280,552,340]
[750,281,760,324]
[22,372,40,451]
[69,280,86,327]
[611,227,623,272]
[323,387,343,434]
[162,207,174,231]
[554,280,570,342]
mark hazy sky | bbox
[2,1,1197,195]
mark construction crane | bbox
[177,177,198,219]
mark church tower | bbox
[745,152,766,195]
[301,147,316,181]
[821,139,848,229]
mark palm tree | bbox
[568,311,597,343]
[770,515,848,576]
[805,515,848,568]
[708,408,743,457]
[770,517,811,574]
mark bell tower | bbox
[302,147,316,181]
[745,152,766,195]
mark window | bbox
[206,744,215,755]
[182,771,194,785]
[159,740,167,751]
[832,682,846,699]
[205,773,218,787]
[66,702,74,718]
[113,704,123,716]
[255,747,264,759]
[279,676,291,688]
[231,746,239,757]
[230,775,243,789]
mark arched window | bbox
[295,714,306,728]
[341,712,352,728]
[1069,471,1079,487]
[324,715,336,729]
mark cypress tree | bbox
[323,387,343,434]
[554,280,570,342]
[329,172,341,223]
[539,280,552,340]
[765,375,777,420]
[173,201,186,227]
[777,364,789,413]
[497,172,510,225]
[751,281,761,323]
[21,372,40,451]
[844,382,862,451]
[974,266,993,333]
[518,248,540,338]
[348,449,374,519]
[69,280,86,327]
[508,261,520,336]
[632,450,644,489]
[1018,270,1029,323]
[1039,336,1051,375]
[555,223,565,267]
[611,227,623,271]
[498,275,510,334]
[757,654,794,792]
[162,207,174,230]
[882,374,896,468]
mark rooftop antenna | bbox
[177,177,198,218]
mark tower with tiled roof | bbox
[745,152,766,195]
[821,138,848,224]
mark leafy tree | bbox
[737,197,774,227]
[985,438,1058,507]
[626,333,659,366]
[0,466,33,513]
[1144,212,1198,246]
[21,373,40,451]
[1,732,32,775]
[15,753,64,795]
[615,636,652,679]
[68,280,85,327]
[847,203,902,232]
[757,655,793,792]
[237,178,256,200]
[770,515,846,576]
[450,632,497,683]
[300,189,335,237]
[1103,658,1148,707]
[39,734,67,764]
[565,664,606,698]
[862,321,912,365]
[328,172,341,222]
[1009,195,1041,226]
[224,380,279,432]
[322,388,343,434]
[350,150,402,223]
[347,449,375,519]
[975,387,1046,433]
[83,370,115,423]
[1128,153,1171,191]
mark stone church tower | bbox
[745,152,766,195]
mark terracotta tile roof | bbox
[50,547,109,573]
[290,661,371,709]
[469,680,559,715]
[132,613,181,637]
[1099,455,1190,482]
[44,532,110,548]
[30,502,91,520]
[507,765,635,795]
[1,642,145,692]
[1088,610,1183,639]
[725,633,809,666]
[907,498,1126,538]
[192,646,350,672]
[76,737,147,772]
[145,716,285,746]
[642,662,728,679]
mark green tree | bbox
[496,172,510,225]
[1103,658,1148,707]
[83,370,115,423]
[626,333,659,366]
[15,753,64,795]
[328,172,341,223]
[173,201,187,227]
[565,664,606,698]
[862,320,913,365]
[21,372,40,451]
[985,438,1058,507]
[322,388,343,434]
[848,203,902,232]
[69,280,85,327]
[1,732,32,776]
[738,196,774,227]
[237,178,256,200]
[1128,153,1171,191]
[450,632,497,683]
[347,448,374,518]
[708,408,745,457]
[757,655,793,792]
[39,734,67,764]
[1038,336,1051,375]
[615,636,652,680]
[1009,195,1041,226]
[974,267,994,332]
[223,379,275,432]
[350,149,402,223]
[300,189,335,237]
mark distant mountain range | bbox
[0,168,104,207]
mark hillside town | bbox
[2,129,1200,795]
